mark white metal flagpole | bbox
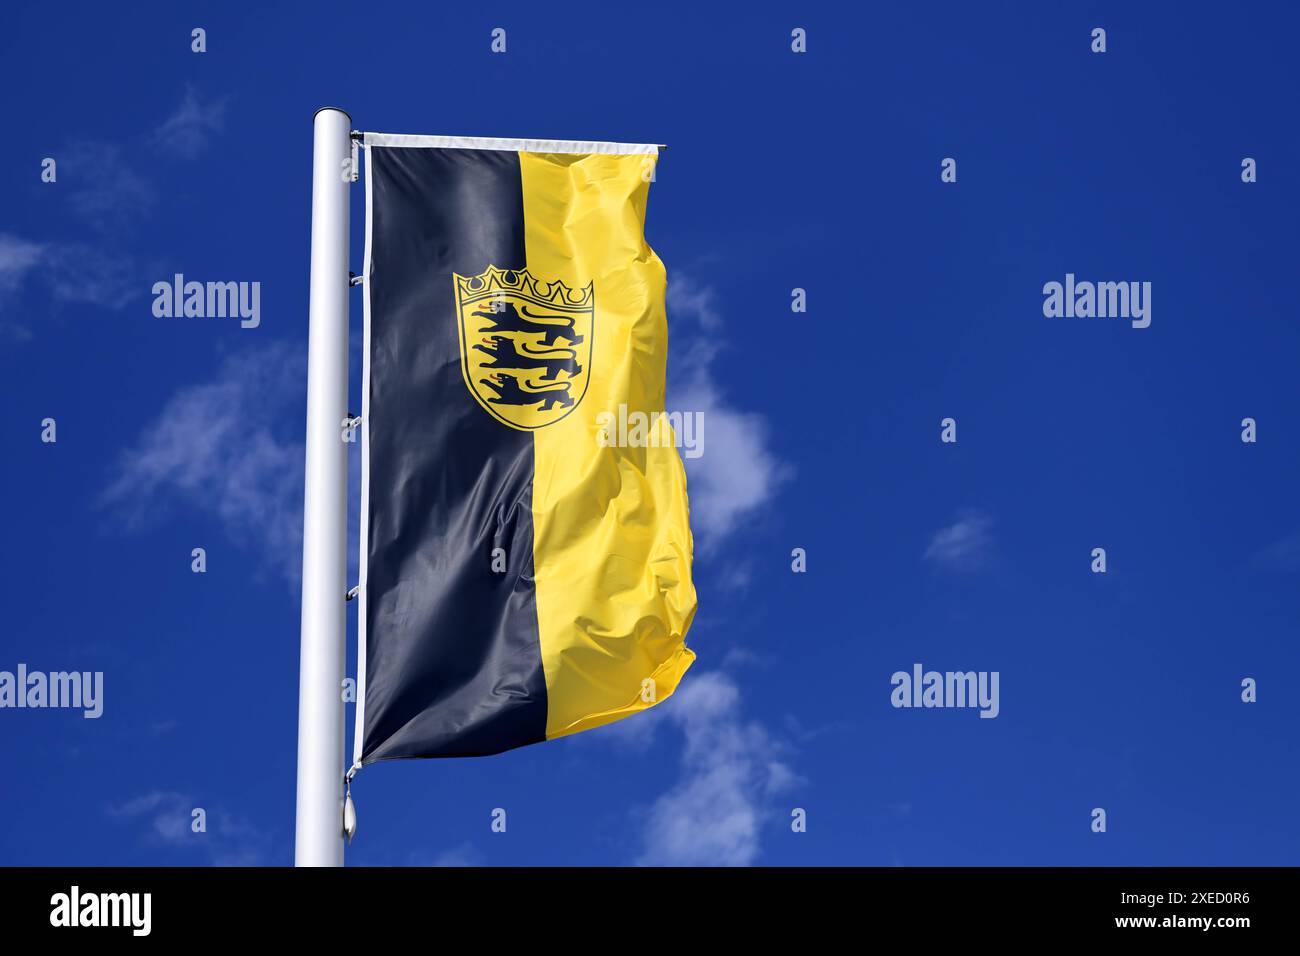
[295,106,352,867]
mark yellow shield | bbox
[453,265,594,430]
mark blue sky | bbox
[3,1,1298,865]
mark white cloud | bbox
[0,234,47,340]
[667,275,790,551]
[3,93,226,340]
[102,345,306,585]
[924,510,994,571]
[63,143,157,236]
[107,791,192,843]
[0,234,45,293]
[45,243,141,310]
[107,790,277,865]
[152,87,227,159]
[1252,527,1300,573]
[420,843,486,866]
[0,234,140,319]
[637,671,796,866]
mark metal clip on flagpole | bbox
[342,774,357,844]
[295,106,353,867]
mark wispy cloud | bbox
[0,233,141,317]
[4,92,226,337]
[0,234,45,292]
[152,86,228,159]
[63,142,157,236]
[0,234,47,340]
[637,671,797,866]
[107,791,193,843]
[1251,528,1300,573]
[924,510,994,571]
[107,790,278,866]
[418,843,486,867]
[102,345,306,585]
[667,275,790,551]
[45,243,142,309]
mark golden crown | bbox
[455,265,594,309]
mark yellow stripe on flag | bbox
[518,150,697,740]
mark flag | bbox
[353,133,697,763]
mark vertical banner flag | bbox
[354,134,697,763]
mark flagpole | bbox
[295,106,352,867]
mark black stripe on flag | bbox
[362,147,547,760]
